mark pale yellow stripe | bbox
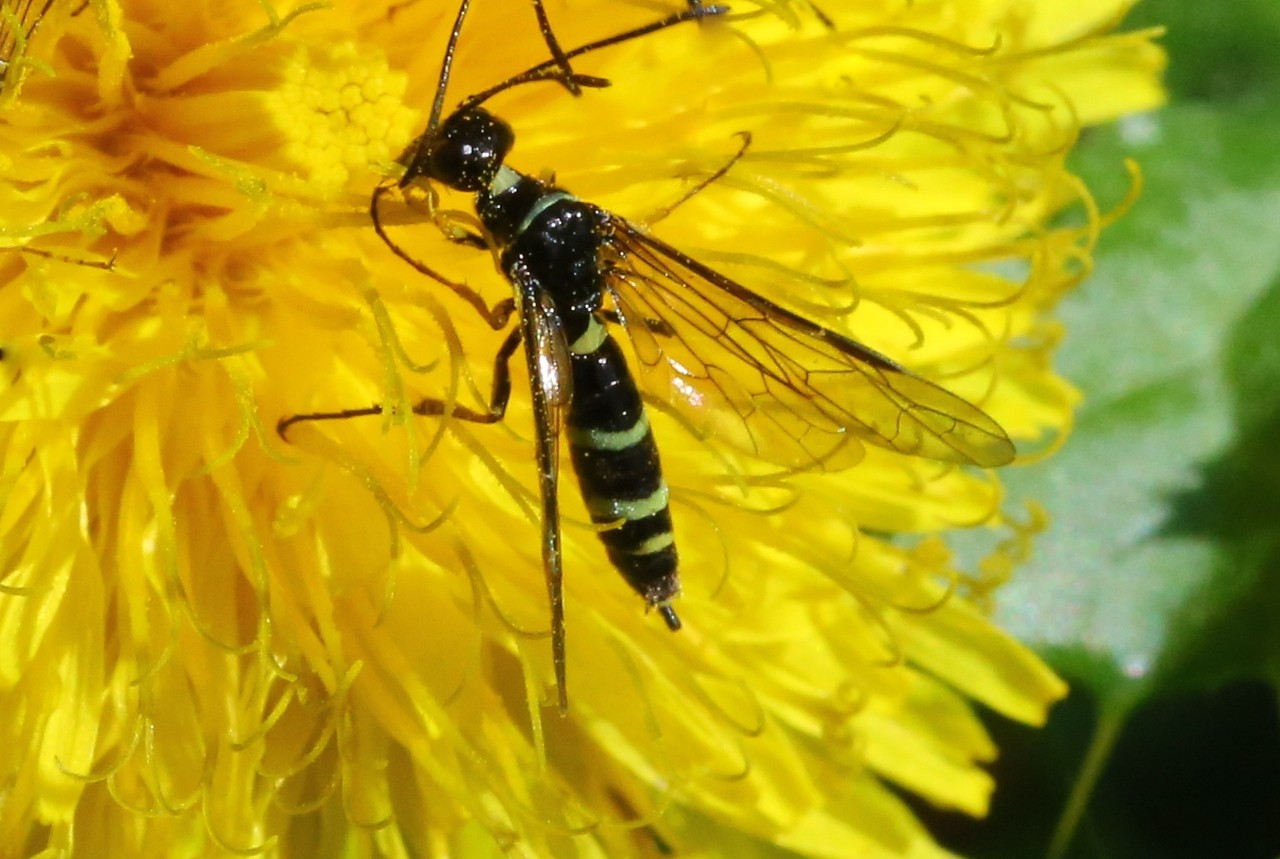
[621,531,675,556]
[516,190,573,238]
[587,484,669,521]
[568,316,608,355]
[567,412,649,451]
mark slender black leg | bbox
[460,4,729,111]
[531,0,581,96]
[370,184,514,330]
[409,327,520,422]
[805,1,836,29]
[12,245,117,270]
[277,328,522,438]
[445,229,488,251]
[645,131,752,226]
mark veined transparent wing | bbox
[512,266,571,710]
[600,217,1015,472]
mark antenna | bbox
[425,0,473,136]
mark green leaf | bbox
[1125,0,1280,104]
[997,101,1280,687]
[940,100,1280,859]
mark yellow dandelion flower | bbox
[0,0,1163,856]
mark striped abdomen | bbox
[564,314,680,619]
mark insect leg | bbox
[513,285,572,713]
[409,326,521,423]
[277,327,521,438]
[460,4,728,111]
[531,0,582,96]
[9,244,118,270]
[644,131,752,226]
[529,0,680,99]
[371,184,514,330]
[805,1,836,29]
[0,0,59,88]
[442,229,487,251]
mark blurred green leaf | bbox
[943,73,1280,859]
[1125,0,1280,103]
[998,100,1280,688]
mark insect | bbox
[280,0,1015,709]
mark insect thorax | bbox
[486,176,607,321]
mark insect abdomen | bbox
[564,315,681,616]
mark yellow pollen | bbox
[268,42,419,194]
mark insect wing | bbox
[513,269,572,710]
[520,284,573,418]
[602,218,1015,471]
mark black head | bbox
[399,108,514,193]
